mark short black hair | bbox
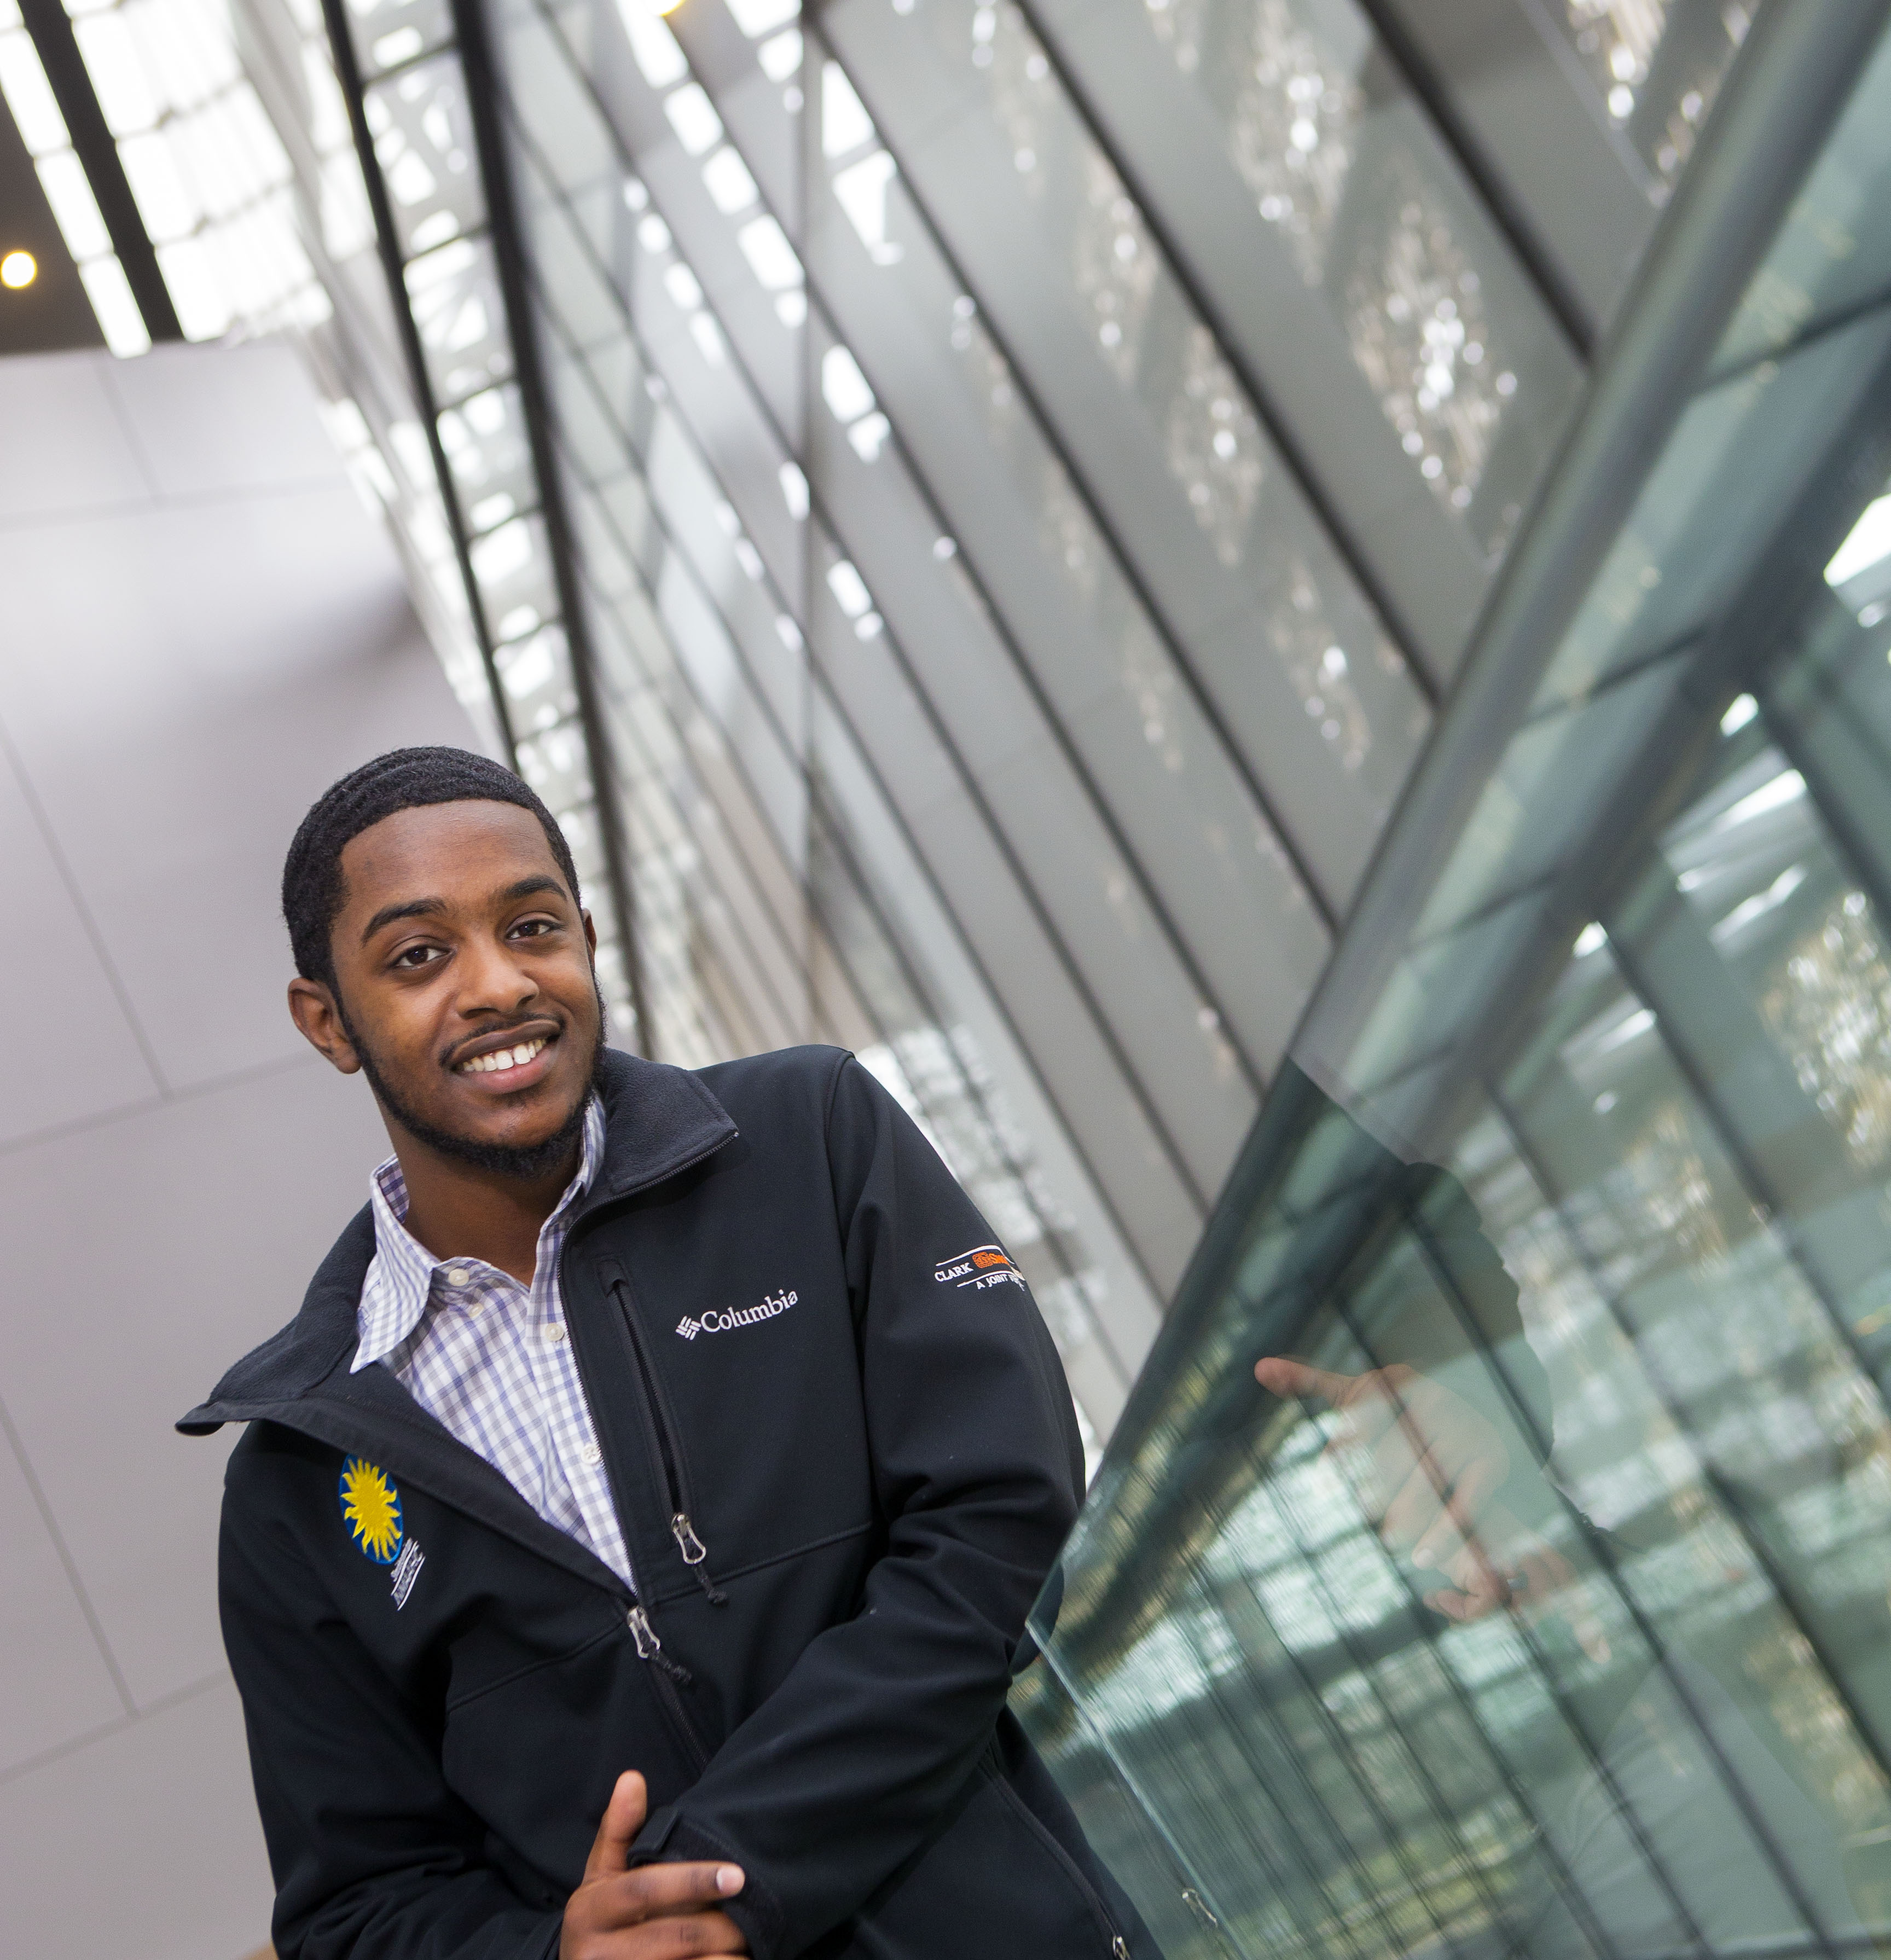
[283,747,581,987]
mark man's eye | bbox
[512,918,556,938]
[392,945,443,969]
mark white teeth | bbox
[461,1036,548,1075]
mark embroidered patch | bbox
[389,1536,426,1608]
[933,1244,1025,1291]
[676,1287,798,1339]
[339,1456,404,1565]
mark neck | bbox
[390,1133,581,1285]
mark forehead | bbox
[336,799,565,911]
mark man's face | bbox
[299,800,604,1173]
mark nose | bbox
[455,930,540,1019]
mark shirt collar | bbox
[353,1095,606,1372]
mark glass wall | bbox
[1017,14,1891,1952]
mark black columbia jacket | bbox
[180,1045,1148,1960]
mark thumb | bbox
[1255,1356,1357,1405]
[584,1771,647,1881]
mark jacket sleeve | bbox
[628,1053,1086,1957]
[219,1452,561,1960]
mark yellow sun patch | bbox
[339,1457,404,1565]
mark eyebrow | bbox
[359,876,571,947]
[361,896,445,945]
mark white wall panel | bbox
[0,340,477,1960]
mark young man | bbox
[181,748,1146,1960]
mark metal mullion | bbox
[527,294,855,1046]
[577,691,745,1055]
[1202,1491,1490,1960]
[1180,1565,1448,1960]
[318,0,518,768]
[1604,862,1891,1431]
[20,0,183,342]
[504,20,1218,1229]
[797,346,1273,1097]
[448,0,651,1053]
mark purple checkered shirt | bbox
[351,1097,634,1587]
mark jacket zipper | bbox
[624,1601,710,1773]
[605,1271,727,1604]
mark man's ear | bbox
[288,976,363,1075]
[582,908,598,959]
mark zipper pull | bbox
[1112,1940,1130,1959]
[671,1513,728,1605]
[625,1604,693,1683]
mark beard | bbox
[341,985,609,1180]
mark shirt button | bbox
[581,1445,602,1466]
[543,1324,566,1345]
[444,1266,471,1288]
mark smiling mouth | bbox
[456,1034,553,1078]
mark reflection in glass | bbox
[1019,22,1891,1953]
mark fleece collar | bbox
[177,1048,737,1434]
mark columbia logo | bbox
[676,1288,798,1339]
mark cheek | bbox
[356,987,452,1079]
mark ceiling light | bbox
[0,249,36,288]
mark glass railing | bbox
[1018,11,1891,1956]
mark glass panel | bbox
[1383,0,1755,333]
[1028,0,1586,667]
[1023,23,1891,1951]
[1711,27,1891,380]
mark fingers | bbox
[1409,1459,1505,1571]
[1381,1452,1455,1552]
[585,1772,649,1881]
[1255,1357,1359,1405]
[582,1904,747,1953]
[564,1910,748,1960]
[585,1864,746,1929]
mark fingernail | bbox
[718,1867,744,1895]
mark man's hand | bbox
[1254,1358,1510,1574]
[561,1772,749,1960]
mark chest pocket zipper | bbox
[604,1269,727,1605]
